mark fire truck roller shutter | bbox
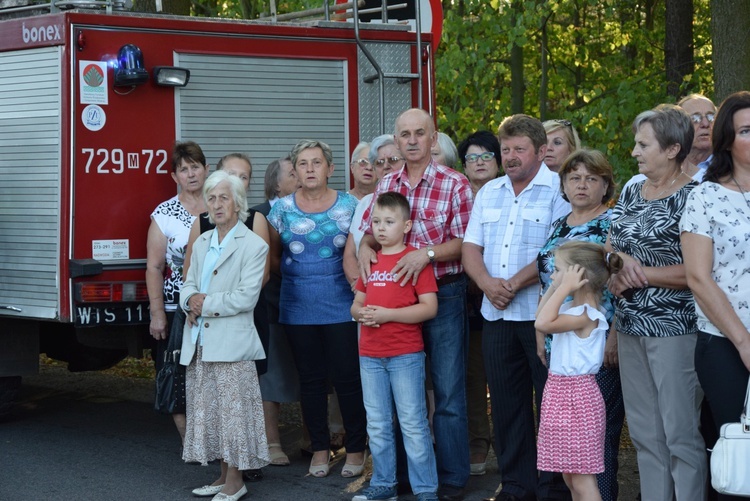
[176,53,349,205]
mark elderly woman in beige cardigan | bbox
[180,170,270,501]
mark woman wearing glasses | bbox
[345,134,405,266]
[456,131,502,476]
[543,120,582,172]
[349,142,375,200]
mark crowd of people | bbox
[145,91,750,501]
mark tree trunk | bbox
[665,0,693,98]
[510,0,524,114]
[711,0,750,102]
[539,20,548,120]
[573,2,584,109]
[643,0,655,68]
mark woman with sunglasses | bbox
[349,142,375,200]
[344,134,406,269]
[543,120,582,172]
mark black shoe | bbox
[242,468,263,482]
[438,484,464,501]
[483,493,521,501]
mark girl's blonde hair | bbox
[554,241,622,293]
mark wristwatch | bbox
[426,246,436,263]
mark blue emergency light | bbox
[114,44,149,87]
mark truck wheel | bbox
[0,376,21,419]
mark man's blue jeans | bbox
[423,276,470,488]
[360,352,438,494]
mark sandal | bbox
[341,450,368,478]
[308,451,331,478]
[268,443,290,466]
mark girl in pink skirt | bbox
[534,241,623,501]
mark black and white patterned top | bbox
[609,180,698,337]
[680,182,750,337]
[151,195,196,311]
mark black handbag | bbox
[154,308,187,414]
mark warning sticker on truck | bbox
[93,240,130,260]
[79,61,109,105]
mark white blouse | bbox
[680,181,750,337]
[549,302,608,376]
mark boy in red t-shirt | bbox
[351,192,439,501]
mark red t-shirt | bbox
[355,246,438,357]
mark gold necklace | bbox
[731,176,750,209]
[644,171,683,199]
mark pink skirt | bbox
[537,373,605,474]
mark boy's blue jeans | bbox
[360,352,438,495]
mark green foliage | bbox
[167,0,715,187]
[190,0,314,18]
[435,0,713,188]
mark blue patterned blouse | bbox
[267,191,358,325]
[537,210,614,351]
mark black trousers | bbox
[483,319,568,500]
[695,331,750,501]
[285,322,367,453]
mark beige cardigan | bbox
[179,223,268,364]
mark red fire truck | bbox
[0,0,437,411]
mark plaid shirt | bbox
[360,159,474,279]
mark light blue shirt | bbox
[191,221,241,345]
[696,154,713,171]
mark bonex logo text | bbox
[22,22,61,43]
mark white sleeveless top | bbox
[549,302,608,376]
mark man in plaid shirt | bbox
[359,108,474,501]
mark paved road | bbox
[0,364,639,500]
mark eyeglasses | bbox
[352,158,370,167]
[689,112,715,124]
[464,152,496,164]
[553,119,572,127]
[374,156,404,167]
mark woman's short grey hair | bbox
[291,139,334,167]
[203,170,249,224]
[350,142,370,164]
[436,132,459,168]
[632,104,694,163]
[369,134,397,165]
